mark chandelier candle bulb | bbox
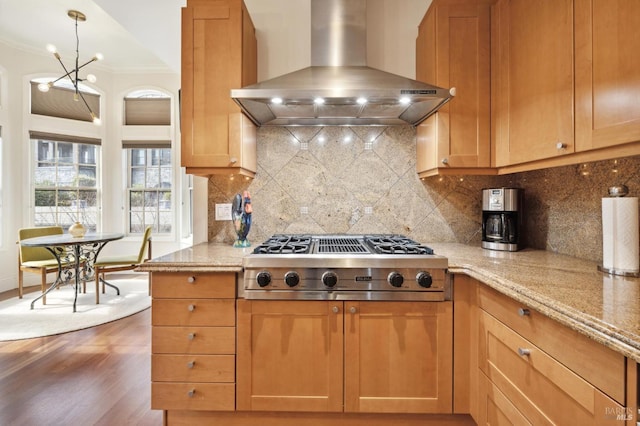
[600,185,640,277]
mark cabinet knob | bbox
[187,389,196,398]
[187,361,195,369]
[518,308,530,316]
[556,142,567,150]
[187,332,196,340]
[187,276,196,283]
[188,304,196,312]
[332,306,339,314]
[518,348,531,357]
[441,158,449,165]
[349,306,357,314]
[230,157,238,164]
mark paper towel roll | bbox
[602,197,639,274]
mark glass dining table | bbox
[20,232,124,312]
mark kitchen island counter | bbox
[138,241,640,362]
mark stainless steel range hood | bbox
[231,0,455,127]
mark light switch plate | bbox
[215,203,232,221]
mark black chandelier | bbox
[37,10,103,124]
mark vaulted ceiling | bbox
[0,0,184,73]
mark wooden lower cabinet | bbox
[477,284,628,425]
[236,299,453,414]
[236,300,343,412]
[151,272,237,412]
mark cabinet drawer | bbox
[478,285,625,403]
[479,310,623,424]
[152,272,236,299]
[152,354,235,382]
[151,382,235,411]
[152,326,236,354]
[152,299,235,326]
[478,372,531,425]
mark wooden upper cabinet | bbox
[575,0,640,151]
[181,0,257,177]
[416,0,493,178]
[492,0,575,167]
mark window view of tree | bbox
[128,148,171,234]
[33,139,99,231]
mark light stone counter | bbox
[138,242,640,362]
[430,243,640,363]
[136,243,248,272]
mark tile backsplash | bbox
[208,126,640,263]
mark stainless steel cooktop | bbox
[242,234,450,301]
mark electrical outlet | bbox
[215,203,232,221]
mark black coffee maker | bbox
[482,188,524,252]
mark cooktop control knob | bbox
[256,271,271,287]
[285,271,300,287]
[388,272,404,288]
[322,271,338,288]
[416,271,433,288]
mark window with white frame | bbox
[123,88,173,234]
[126,147,172,233]
[31,132,100,231]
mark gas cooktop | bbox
[243,234,450,301]
[251,234,435,255]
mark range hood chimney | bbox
[231,0,455,127]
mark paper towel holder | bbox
[597,184,640,277]
[607,185,629,197]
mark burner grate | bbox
[317,237,369,254]
[252,234,312,254]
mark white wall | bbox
[0,41,185,293]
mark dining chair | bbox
[93,226,152,304]
[17,226,65,303]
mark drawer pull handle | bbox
[188,304,196,312]
[187,361,195,369]
[518,308,530,316]
[187,276,196,283]
[188,333,196,340]
[187,389,196,398]
[349,306,357,314]
[332,306,339,313]
[518,348,531,356]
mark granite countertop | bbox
[138,242,640,362]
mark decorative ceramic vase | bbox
[69,221,87,238]
[232,191,252,248]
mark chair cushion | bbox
[94,255,139,267]
[21,259,67,268]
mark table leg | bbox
[73,244,81,313]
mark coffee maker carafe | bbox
[482,188,524,252]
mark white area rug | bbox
[0,275,150,341]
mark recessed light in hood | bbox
[231,0,455,127]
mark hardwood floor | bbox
[0,307,162,425]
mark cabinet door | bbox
[493,0,574,166]
[181,0,257,175]
[236,300,344,412]
[416,1,491,175]
[575,0,640,151]
[344,301,453,414]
